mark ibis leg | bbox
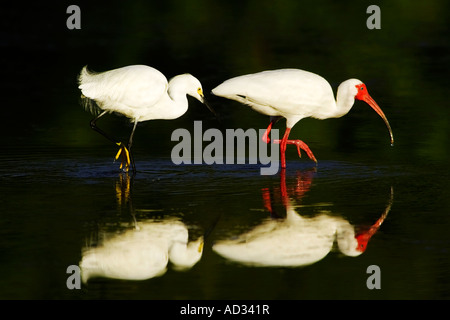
[262,117,281,143]
[279,128,289,169]
[275,128,317,166]
[262,120,317,167]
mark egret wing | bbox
[79,65,168,112]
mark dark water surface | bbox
[1,1,449,300]
[1,152,448,299]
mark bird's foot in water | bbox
[114,142,131,172]
[274,139,318,163]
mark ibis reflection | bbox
[79,174,204,282]
[213,169,393,267]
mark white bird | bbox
[79,218,204,282]
[214,209,362,267]
[212,69,394,169]
[78,64,216,173]
[213,203,391,267]
[213,172,393,267]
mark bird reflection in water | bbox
[213,170,393,267]
[79,173,204,282]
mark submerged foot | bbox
[114,142,131,172]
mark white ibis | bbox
[78,64,216,173]
[212,69,394,168]
[213,209,363,267]
[213,171,393,267]
[213,200,391,266]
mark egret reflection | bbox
[80,174,204,282]
[213,170,393,267]
[80,217,204,282]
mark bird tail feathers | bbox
[78,66,102,115]
[79,94,102,115]
[78,65,97,85]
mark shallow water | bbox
[0,152,448,299]
[1,1,449,301]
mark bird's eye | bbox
[197,88,203,95]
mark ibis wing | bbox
[213,69,335,118]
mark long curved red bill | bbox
[363,94,394,146]
[355,187,394,252]
[355,84,394,146]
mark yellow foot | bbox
[114,143,131,172]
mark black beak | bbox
[202,95,220,122]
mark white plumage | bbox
[80,218,204,282]
[213,174,393,267]
[213,208,364,267]
[79,65,170,120]
[212,69,394,168]
[212,69,338,126]
[78,65,214,173]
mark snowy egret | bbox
[212,69,394,168]
[78,64,216,173]
[80,217,204,282]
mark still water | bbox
[1,1,449,300]
[0,153,448,299]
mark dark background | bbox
[1,0,449,300]
[2,1,448,162]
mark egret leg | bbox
[114,119,138,174]
[90,111,119,144]
[126,120,138,174]
[90,111,132,172]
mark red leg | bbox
[274,128,317,165]
[261,126,290,168]
[261,188,272,213]
[279,168,288,206]
[261,119,287,168]
[262,121,317,168]
[262,119,275,144]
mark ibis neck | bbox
[332,87,356,118]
